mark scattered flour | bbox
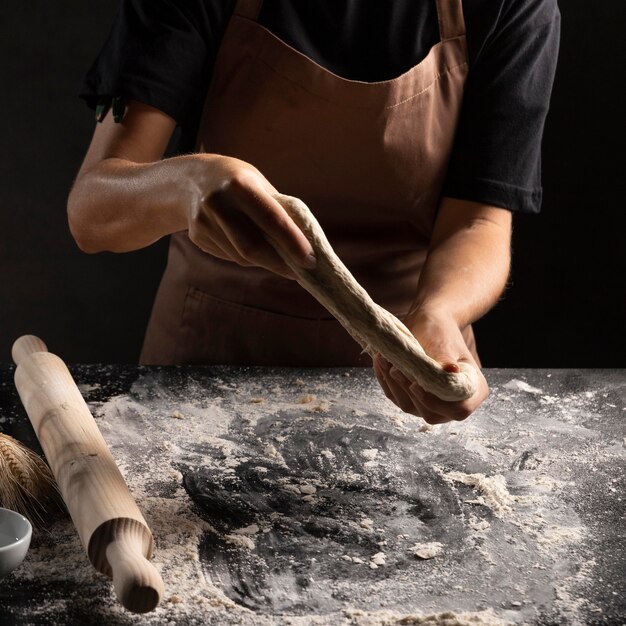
[370,552,386,568]
[231,524,259,536]
[388,414,405,428]
[503,379,543,394]
[77,383,102,395]
[410,542,444,560]
[361,448,379,461]
[297,394,316,404]
[444,472,515,516]
[264,443,287,466]
[469,516,491,532]
[343,608,511,626]
[281,483,302,495]
[5,368,610,625]
[552,558,599,622]
[309,401,331,413]
[535,524,582,546]
[224,534,255,550]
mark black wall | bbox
[1,1,624,366]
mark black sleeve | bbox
[443,0,561,213]
[79,0,235,125]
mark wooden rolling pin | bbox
[12,335,164,613]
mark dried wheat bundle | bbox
[0,432,62,526]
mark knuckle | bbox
[222,173,246,193]
[204,175,248,209]
[222,169,258,196]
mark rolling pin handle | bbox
[106,537,164,614]
[12,335,49,366]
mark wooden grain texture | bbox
[271,194,479,402]
[12,335,163,613]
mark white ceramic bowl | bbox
[0,507,32,578]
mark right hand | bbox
[187,155,316,279]
[372,309,488,424]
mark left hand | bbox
[372,310,489,424]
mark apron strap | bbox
[435,0,466,40]
[233,0,263,21]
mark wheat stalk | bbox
[0,432,62,526]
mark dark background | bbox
[1,1,624,366]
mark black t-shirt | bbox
[80,0,560,213]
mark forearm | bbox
[68,100,313,276]
[406,198,512,330]
[67,154,209,253]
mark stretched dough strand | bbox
[270,193,478,402]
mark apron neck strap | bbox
[234,0,263,21]
[435,0,466,40]
[234,1,463,39]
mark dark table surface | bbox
[0,366,624,626]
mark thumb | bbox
[425,348,461,373]
[442,361,461,373]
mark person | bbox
[67,0,560,424]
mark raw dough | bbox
[271,194,479,401]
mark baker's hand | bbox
[372,310,488,424]
[187,155,316,279]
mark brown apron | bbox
[141,0,477,367]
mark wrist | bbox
[164,154,220,233]
[404,302,459,332]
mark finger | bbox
[210,197,296,278]
[191,220,298,279]
[387,336,484,421]
[386,366,449,422]
[193,236,233,262]
[220,173,317,269]
[378,360,419,415]
[374,356,413,412]
[373,356,394,400]
[409,382,475,422]
[377,357,454,423]
[406,384,456,424]
[191,215,253,264]
[415,358,487,419]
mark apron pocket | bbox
[176,287,370,367]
